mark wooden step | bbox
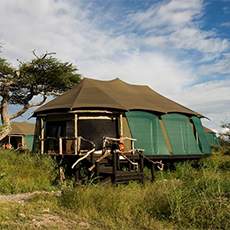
[98,166,144,184]
[100,176,112,186]
[116,171,145,182]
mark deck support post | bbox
[139,154,144,173]
[95,161,100,183]
[8,136,11,148]
[90,150,94,164]
[75,162,80,186]
[112,150,118,183]
[151,163,156,182]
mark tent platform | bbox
[50,150,210,185]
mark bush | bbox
[0,150,59,194]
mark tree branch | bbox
[39,90,62,96]
[31,49,56,59]
[9,95,47,120]
[41,51,56,59]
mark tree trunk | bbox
[1,99,10,126]
[0,99,12,141]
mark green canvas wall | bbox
[206,133,220,147]
[191,116,212,154]
[161,114,202,155]
[126,111,170,156]
[25,135,35,149]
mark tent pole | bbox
[119,114,123,137]
[74,114,78,155]
[41,118,44,154]
[8,136,11,149]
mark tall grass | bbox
[0,150,229,229]
[60,154,230,229]
[0,150,59,194]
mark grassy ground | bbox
[0,148,229,229]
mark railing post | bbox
[59,137,63,155]
[131,140,135,155]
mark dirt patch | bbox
[0,191,62,203]
[0,191,91,229]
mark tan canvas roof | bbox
[33,78,205,118]
[9,121,35,135]
[203,126,217,134]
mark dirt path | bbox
[0,191,92,229]
[0,190,62,203]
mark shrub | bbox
[0,150,59,194]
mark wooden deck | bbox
[52,150,209,186]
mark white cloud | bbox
[0,0,229,132]
[127,0,229,61]
[222,22,230,27]
[172,79,230,131]
[198,53,230,75]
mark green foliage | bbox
[213,145,230,155]
[0,58,14,79]
[0,52,82,125]
[0,150,59,194]
[10,56,81,105]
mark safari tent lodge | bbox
[33,78,212,184]
[1,121,35,150]
[203,126,220,147]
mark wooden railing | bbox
[39,136,95,155]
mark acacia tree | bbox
[0,50,82,137]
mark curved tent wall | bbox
[206,133,220,147]
[191,116,212,154]
[203,126,220,147]
[125,111,170,156]
[161,114,202,156]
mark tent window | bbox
[46,121,67,151]
[78,118,118,150]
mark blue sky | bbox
[0,0,230,132]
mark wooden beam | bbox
[119,114,123,137]
[59,137,63,155]
[74,114,78,154]
[41,118,44,154]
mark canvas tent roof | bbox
[9,121,35,136]
[203,126,217,134]
[33,78,205,118]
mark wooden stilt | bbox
[75,162,80,186]
[113,150,117,183]
[139,154,144,173]
[95,161,100,183]
[151,163,155,182]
